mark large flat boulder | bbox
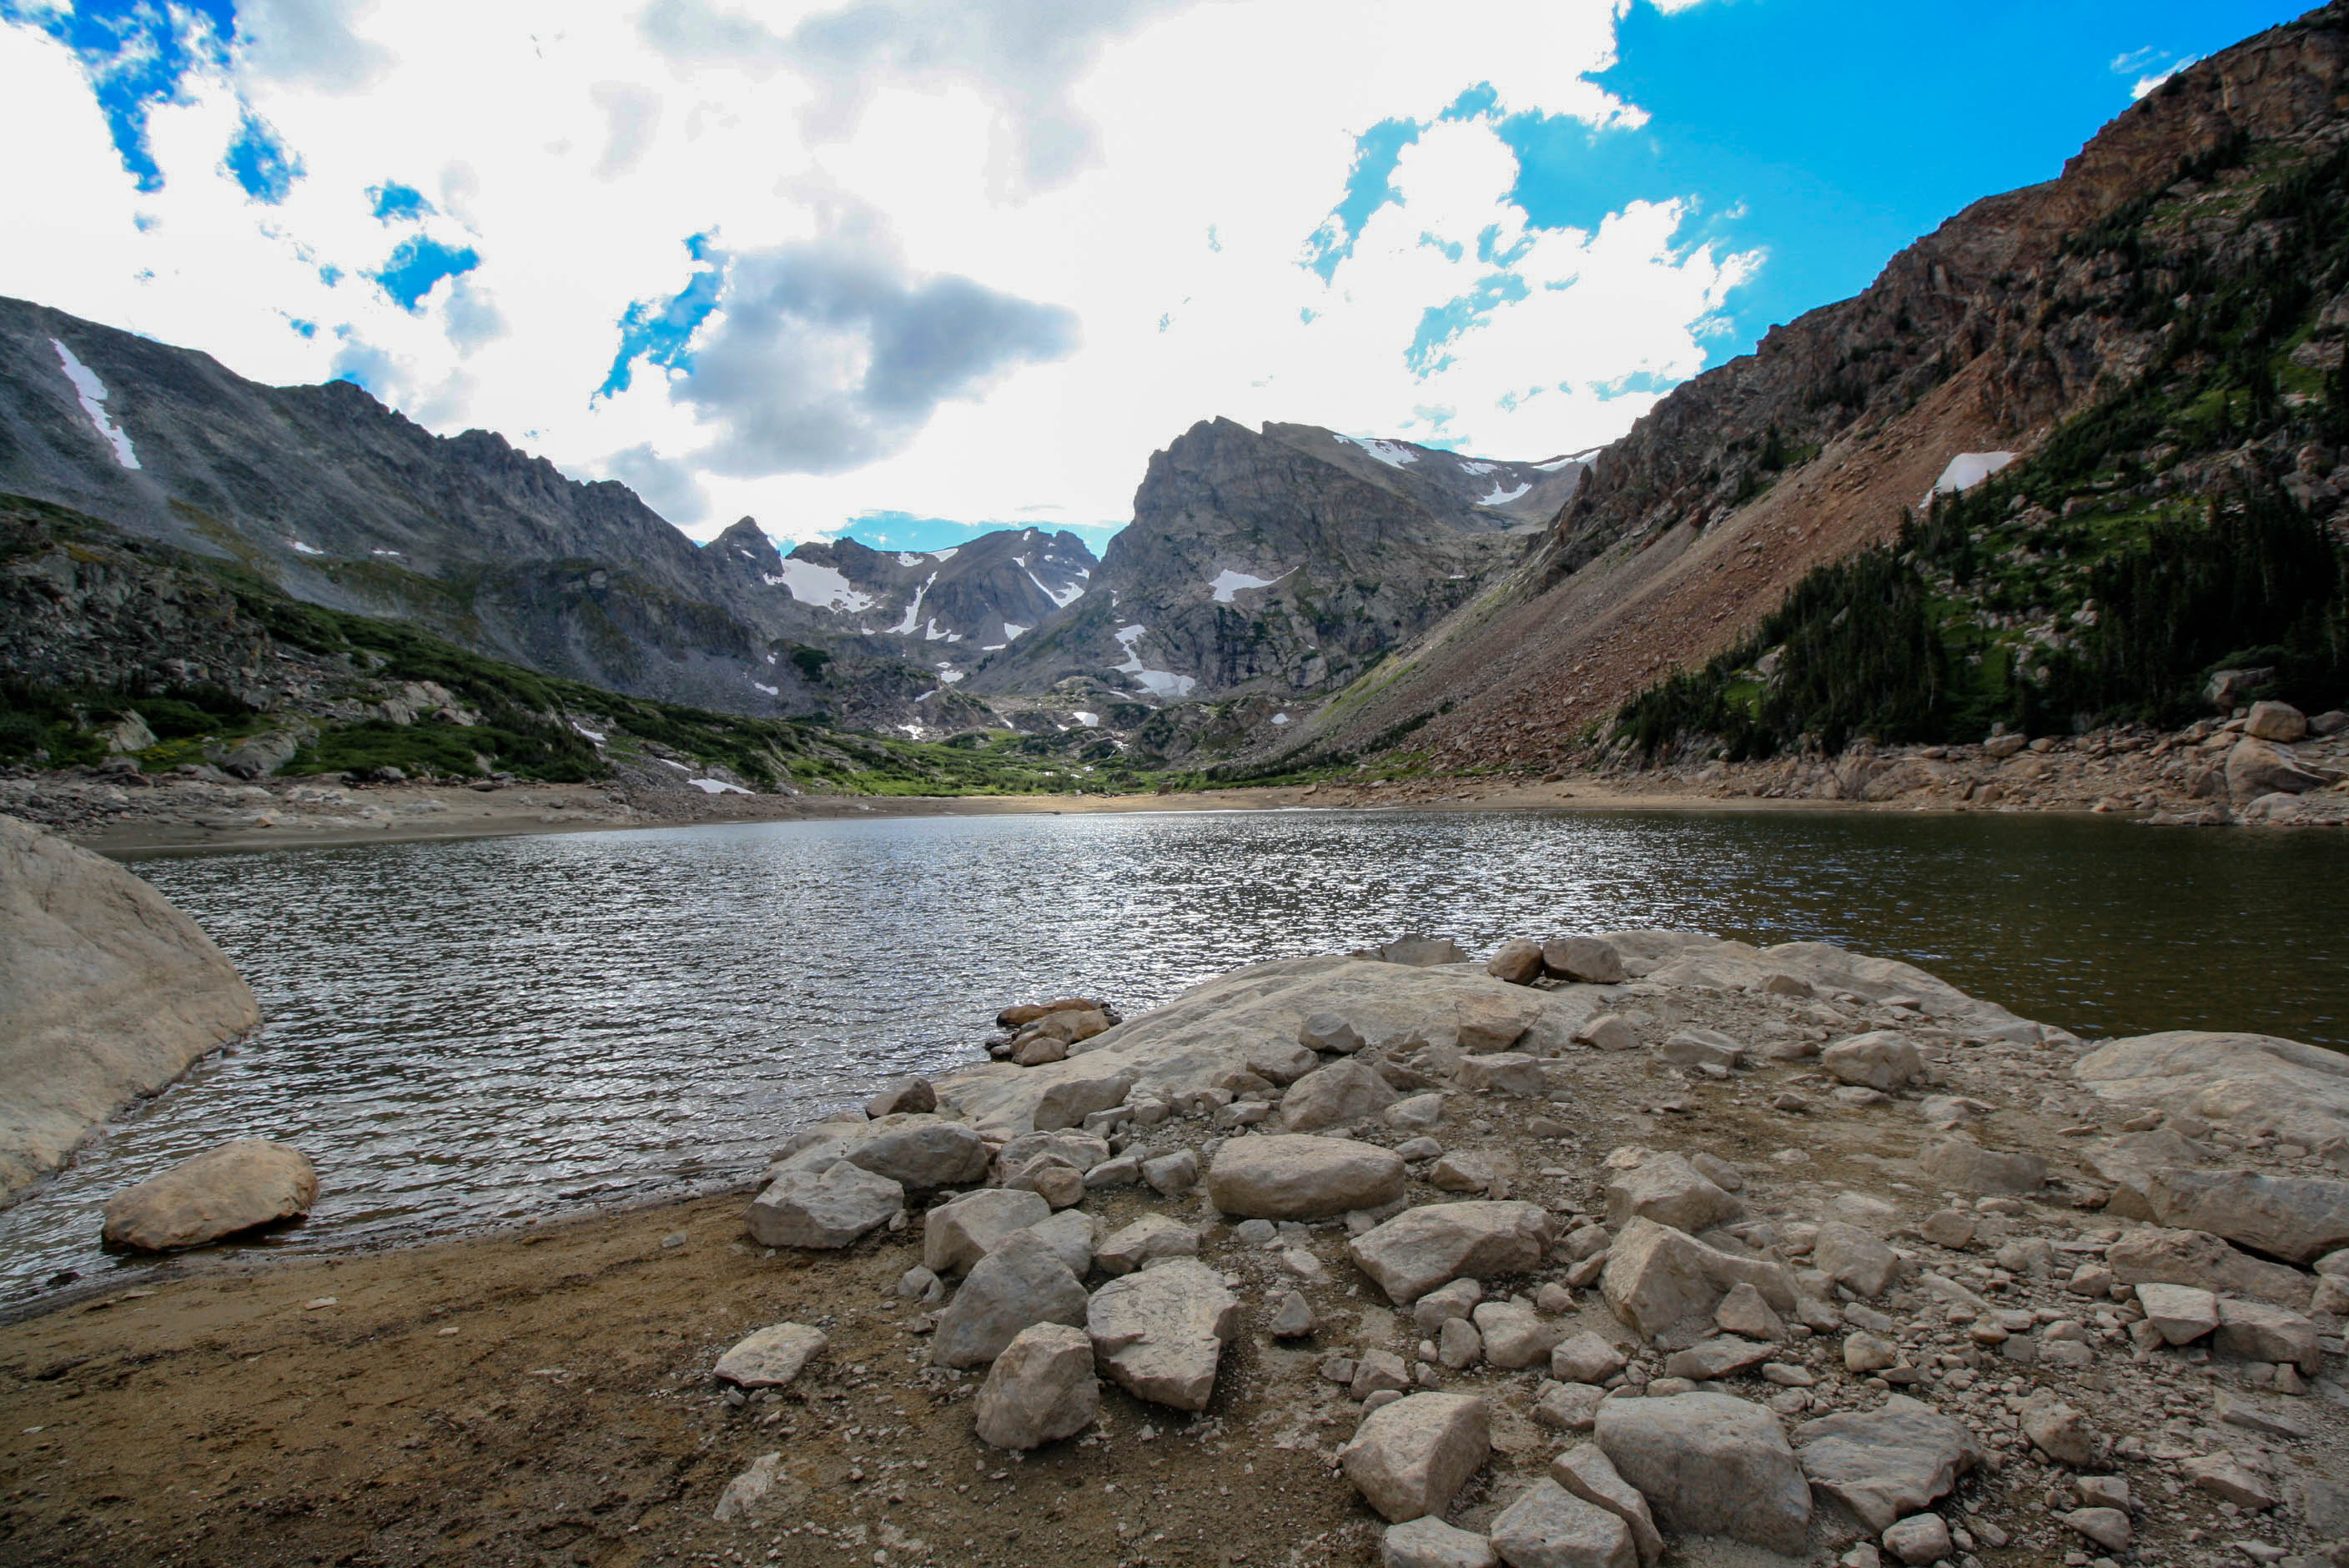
[2142,1168,2349,1264]
[1,813,261,1202]
[2104,1225,2313,1309]
[99,1138,315,1251]
[1205,1134,1406,1219]
[2074,1032,2349,1154]
[746,1161,903,1249]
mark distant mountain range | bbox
[0,294,1580,744]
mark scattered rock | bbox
[923,1189,1052,1275]
[1349,1201,1555,1304]
[1793,1395,1981,1534]
[1814,1223,1902,1298]
[1382,1516,1499,1568]
[2105,1224,2314,1308]
[1594,1392,1811,1553]
[1033,1068,1135,1133]
[1821,1033,1924,1093]
[1340,1392,1491,1523]
[1714,1282,1786,1342]
[1084,1257,1240,1411]
[2061,1507,2131,1553]
[1882,1512,1954,1565]
[1544,937,1627,985]
[1919,1209,1976,1249]
[1489,1478,1636,1568]
[973,1321,1098,1450]
[1488,940,1546,986]
[2133,1281,2221,1344]
[712,1452,795,1525]
[929,1229,1088,1369]
[1600,1217,1798,1338]
[1575,1015,1639,1053]
[1551,1332,1629,1385]
[863,1076,935,1118]
[1471,1300,1559,1369]
[2020,1389,2098,1467]
[1551,1442,1662,1565]
[1270,1291,1315,1338]
[1282,1058,1401,1132]
[1919,1137,2045,1196]
[1096,1214,1200,1275]
[1455,1053,1546,1097]
[1205,1133,1406,1219]
[1300,1013,1368,1053]
[1534,1380,1606,1434]
[2143,1166,2349,1264]
[2215,1297,2322,1373]
[1604,1151,1741,1234]
[98,1138,317,1253]
[2183,1452,2276,1509]
[1665,1335,1772,1380]
[1142,1148,1200,1197]
[712,1322,827,1390]
[744,1160,903,1250]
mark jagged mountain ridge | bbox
[968,417,1585,707]
[1278,2,2349,776]
[0,297,1074,728]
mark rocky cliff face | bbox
[970,419,1582,707]
[1291,2,2349,776]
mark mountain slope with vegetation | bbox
[1260,2,2349,780]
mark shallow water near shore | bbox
[6,807,2345,1302]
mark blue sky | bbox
[0,0,2314,550]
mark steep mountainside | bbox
[0,299,1059,728]
[1281,3,2349,776]
[968,418,1583,706]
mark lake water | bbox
[5,807,2346,1303]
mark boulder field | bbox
[0,812,259,1202]
[712,929,2349,1567]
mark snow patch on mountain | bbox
[775,557,878,613]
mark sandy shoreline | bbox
[53,775,2010,859]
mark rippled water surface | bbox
[7,807,2346,1300]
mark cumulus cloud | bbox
[604,441,711,525]
[237,0,393,93]
[671,234,1081,475]
[590,81,662,180]
[641,0,1180,193]
[0,0,1770,545]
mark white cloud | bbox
[0,0,1760,540]
[2130,57,2200,100]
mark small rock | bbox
[1793,1394,1981,1535]
[923,1189,1051,1275]
[1086,1258,1240,1410]
[2182,1452,2276,1509]
[1349,1201,1555,1305]
[1207,1133,1407,1219]
[1382,1516,1498,1568]
[2216,1297,2322,1373]
[1815,1223,1901,1298]
[713,1322,827,1389]
[1353,1349,1413,1400]
[1714,1281,1786,1341]
[929,1229,1088,1369]
[1282,1058,1401,1132]
[1488,939,1546,986]
[1431,1152,1499,1193]
[1544,936,1627,985]
[1340,1392,1491,1523]
[1575,1014,1639,1053]
[1922,1137,2046,1197]
[1414,1278,1485,1333]
[1552,1441,1662,1565]
[1437,1317,1482,1369]
[1386,1093,1447,1131]
[898,1264,943,1303]
[1142,1148,1200,1197]
[1300,1013,1368,1053]
[1471,1300,1558,1369]
[1821,1032,1924,1093]
[1919,1209,1977,1249]
[2061,1507,2132,1553]
[1456,1053,1547,1098]
[863,1076,936,1118]
[1269,1290,1315,1339]
[1490,1478,1637,1568]
[2134,1281,2220,1344]
[1605,1151,1741,1234]
[973,1321,1099,1449]
[1843,1332,1899,1375]
[2020,1389,2098,1467]
[712,1452,790,1525]
[1594,1392,1811,1553]
[1666,1335,1771,1380]
[745,1160,903,1250]
[1883,1513,1953,1565]
[1534,1380,1607,1433]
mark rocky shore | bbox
[5,928,2346,1568]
